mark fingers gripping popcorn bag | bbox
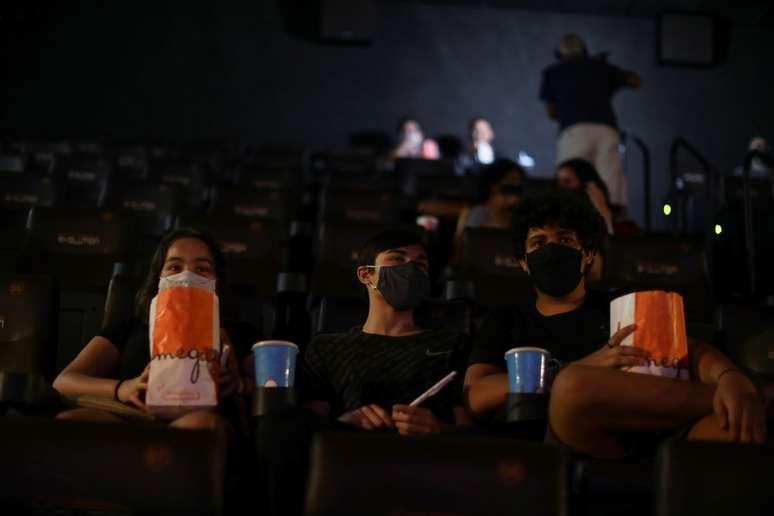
[147,271,220,418]
[610,291,690,380]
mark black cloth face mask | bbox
[368,261,430,311]
[525,243,584,297]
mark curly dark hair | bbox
[134,228,227,321]
[512,189,605,258]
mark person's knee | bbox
[55,408,122,423]
[551,365,598,411]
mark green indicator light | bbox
[715,224,722,235]
[663,204,672,216]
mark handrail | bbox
[620,130,652,233]
[740,149,774,297]
[669,137,719,237]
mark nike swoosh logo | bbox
[425,349,453,357]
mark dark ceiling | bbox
[407,0,774,27]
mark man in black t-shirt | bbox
[539,34,641,208]
[464,190,767,459]
[256,229,468,516]
[301,229,468,432]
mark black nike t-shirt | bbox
[299,328,468,424]
[469,294,609,371]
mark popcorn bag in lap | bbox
[610,290,690,380]
[147,271,220,418]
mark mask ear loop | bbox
[364,265,380,290]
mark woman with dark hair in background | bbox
[555,157,614,234]
[54,229,257,450]
[555,157,641,235]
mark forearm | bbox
[463,373,509,417]
[690,341,737,385]
[53,372,119,399]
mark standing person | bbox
[539,33,641,208]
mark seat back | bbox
[305,432,567,516]
[0,274,58,381]
[318,188,402,223]
[601,234,713,324]
[19,207,136,372]
[654,440,774,516]
[208,185,298,221]
[716,303,774,382]
[0,174,59,209]
[461,227,534,307]
[54,154,112,207]
[0,418,224,516]
[0,153,25,174]
[101,181,184,237]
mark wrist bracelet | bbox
[716,367,744,383]
[113,379,125,401]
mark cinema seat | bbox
[460,227,534,307]
[208,185,299,222]
[0,417,224,516]
[18,207,136,373]
[654,440,774,516]
[318,187,403,223]
[599,234,714,338]
[0,274,59,381]
[0,207,31,272]
[716,303,774,385]
[305,432,568,516]
[0,174,60,210]
[54,154,112,208]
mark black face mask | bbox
[370,261,430,311]
[499,184,523,196]
[525,243,584,297]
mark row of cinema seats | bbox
[1,198,772,378]
[0,416,772,515]
[2,143,774,514]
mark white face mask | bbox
[407,131,423,146]
[158,270,216,293]
[476,142,495,164]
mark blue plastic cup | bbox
[504,347,551,394]
[252,340,299,388]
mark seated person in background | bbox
[457,116,501,175]
[464,190,767,459]
[255,229,470,515]
[555,158,640,235]
[391,117,440,160]
[461,159,526,230]
[732,136,773,178]
[54,229,256,451]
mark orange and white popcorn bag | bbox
[147,271,220,418]
[610,291,690,380]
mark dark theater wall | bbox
[2,1,773,229]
